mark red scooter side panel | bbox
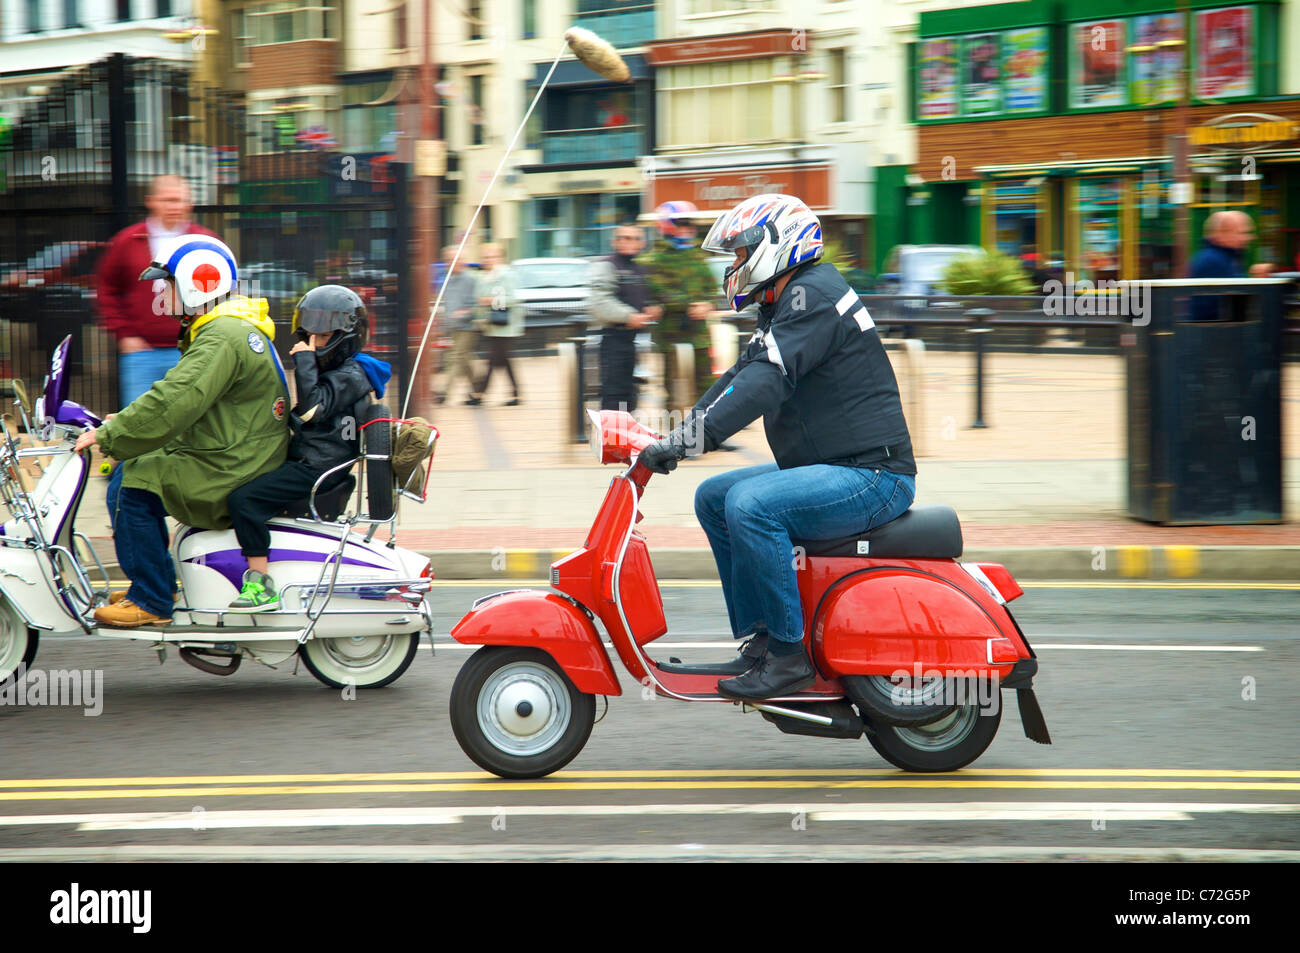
[619,534,668,646]
[449,590,622,696]
[807,558,1023,676]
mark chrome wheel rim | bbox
[322,634,394,671]
[866,673,949,707]
[893,704,981,751]
[477,662,571,757]
[0,603,24,679]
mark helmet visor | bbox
[701,217,769,255]
[292,307,355,338]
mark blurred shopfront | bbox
[898,0,1299,280]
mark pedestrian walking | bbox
[434,246,484,405]
[474,243,524,405]
[95,174,220,407]
[644,201,717,413]
[94,173,220,523]
[589,224,659,412]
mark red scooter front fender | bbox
[450,590,622,696]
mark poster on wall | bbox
[918,38,959,118]
[1131,13,1184,104]
[1072,20,1126,107]
[1003,27,1048,113]
[963,34,1002,115]
[1078,178,1123,278]
[1196,6,1254,98]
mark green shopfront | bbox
[885,0,1299,281]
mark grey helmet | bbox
[291,284,368,371]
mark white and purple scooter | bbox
[0,336,437,689]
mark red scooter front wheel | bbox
[450,646,596,779]
[866,696,1003,772]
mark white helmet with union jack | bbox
[139,234,238,313]
[701,193,823,311]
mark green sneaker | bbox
[229,570,279,613]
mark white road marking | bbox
[2,844,1298,862]
[0,801,1293,832]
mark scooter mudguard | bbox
[813,562,1027,677]
[450,589,621,696]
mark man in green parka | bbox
[74,235,289,628]
[643,201,718,414]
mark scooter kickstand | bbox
[154,643,167,665]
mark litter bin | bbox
[1126,278,1287,524]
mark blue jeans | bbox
[108,347,181,527]
[695,463,916,643]
[113,486,175,618]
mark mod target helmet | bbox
[292,284,368,371]
[139,235,238,313]
[656,200,699,249]
[701,194,824,311]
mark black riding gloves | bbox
[638,415,714,474]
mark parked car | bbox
[512,257,592,327]
[0,241,105,291]
[877,244,983,297]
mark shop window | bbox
[246,3,336,46]
[116,0,131,22]
[1076,178,1124,283]
[26,0,42,32]
[526,192,642,257]
[661,59,786,148]
[63,0,80,29]
[468,0,483,41]
[537,85,645,164]
[989,179,1040,260]
[469,75,484,147]
[827,49,848,123]
[522,0,536,40]
[1195,6,1255,99]
[1129,14,1184,105]
[917,28,1047,121]
[575,1,655,49]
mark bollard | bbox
[966,308,994,429]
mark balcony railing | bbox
[572,7,655,49]
[540,125,644,165]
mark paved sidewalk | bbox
[76,348,1300,579]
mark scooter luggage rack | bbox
[293,416,438,644]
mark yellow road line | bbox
[2,768,1298,790]
[427,579,1300,591]
[2,780,1300,802]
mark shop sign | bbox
[646,30,807,67]
[1190,113,1300,151]
[650,164,831,210]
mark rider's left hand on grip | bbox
[638,439,680,475]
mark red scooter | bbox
[448,411,1050,779]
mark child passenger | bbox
[226,284,391,611]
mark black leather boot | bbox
[659,634,768,676]
[716,644,816,700]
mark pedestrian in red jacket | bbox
[95,174,220,408]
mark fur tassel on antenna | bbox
[564,27,631,83]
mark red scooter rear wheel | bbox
[865,695,1002,772]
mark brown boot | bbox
[94,599,172,628]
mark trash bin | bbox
[1126,278,1287,524]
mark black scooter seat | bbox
[793,504,963,560]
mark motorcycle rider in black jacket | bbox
[639,194,917,699]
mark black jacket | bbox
[289,352,373,475]
[693,262,916,475]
